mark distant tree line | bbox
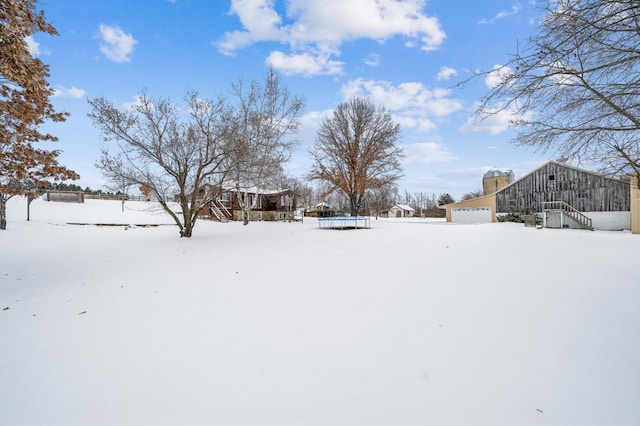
[310,186,467,218]
[45,182,127,198]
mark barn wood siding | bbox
[495,162,630,213]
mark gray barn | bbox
[495,161,629,213]
[495,161,630,230]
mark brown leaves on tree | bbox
[1,0,78,229]
[308,97,404,216]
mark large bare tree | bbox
[88,91,231,237]
[475,0,640,181]
[227,69,305,225]
[308,97,404,216]
[0,0,79,229]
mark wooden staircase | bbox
[542,201,593,230]
[210,199,232,222]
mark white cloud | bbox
[485,64,513,88]
[295,109,333,148]
[457,63,535,135]
[53,86,86,98]
[98,24,137,63]
[364,53,381,67]
[403,142,457,164]
[285,0,445,49]
[459,102,534,135]
[267,50,344,76]
[216,0,445,76]
[478,3,523,24]
[25,36,40,56]
[340,78,463,132]
[122,96,146,112]
[436,66,457,81]
[496,4,522,19]
[394,115,436,132]
[217,0,286,54]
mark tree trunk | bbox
[179,204,194,237]
[350,193,365,217]
[240,191,250,225]
[349,196,358,217]
[180,224,193,237]
[242,207,249,225]
[0,198,6,230]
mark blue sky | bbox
[32,0,549,199]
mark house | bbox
[388,204,415,218]
[196,184,297,222]
[441,161,634,231]
[306,202,345,218]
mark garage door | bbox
[451,207,492,224]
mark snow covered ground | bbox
[1,197,640,425]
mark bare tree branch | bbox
[472,0,640,182]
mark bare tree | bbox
[105,173,132,213]
[426,193,438,209]
[275,174,313,207]
[269,173,313,220]
[413,191,430,217]
[88,91,231,237]
[0,0,79,229]
[290,178,314,212]
[474,0,640,182]
[461,189,483,201]
[366,184,399,218]
[403,189,413,207]
[308,97,404,216]
[227,69,305,225]
[313,181,337,209]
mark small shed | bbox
[388,204,415,218]
[45,191,84,203]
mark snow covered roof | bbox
[393,204,415,211]
[205,179,292,196]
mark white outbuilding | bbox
[388,204,415,218]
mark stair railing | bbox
[542,201,592,230]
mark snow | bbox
[2,197,640,425]
[393,203,415,211]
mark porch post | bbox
[631,175,640,234]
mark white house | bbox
[388,204,415,218]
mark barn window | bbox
[548,174,555,181]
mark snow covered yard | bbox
[1,197,640,425]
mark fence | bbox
[45,191,84,203]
